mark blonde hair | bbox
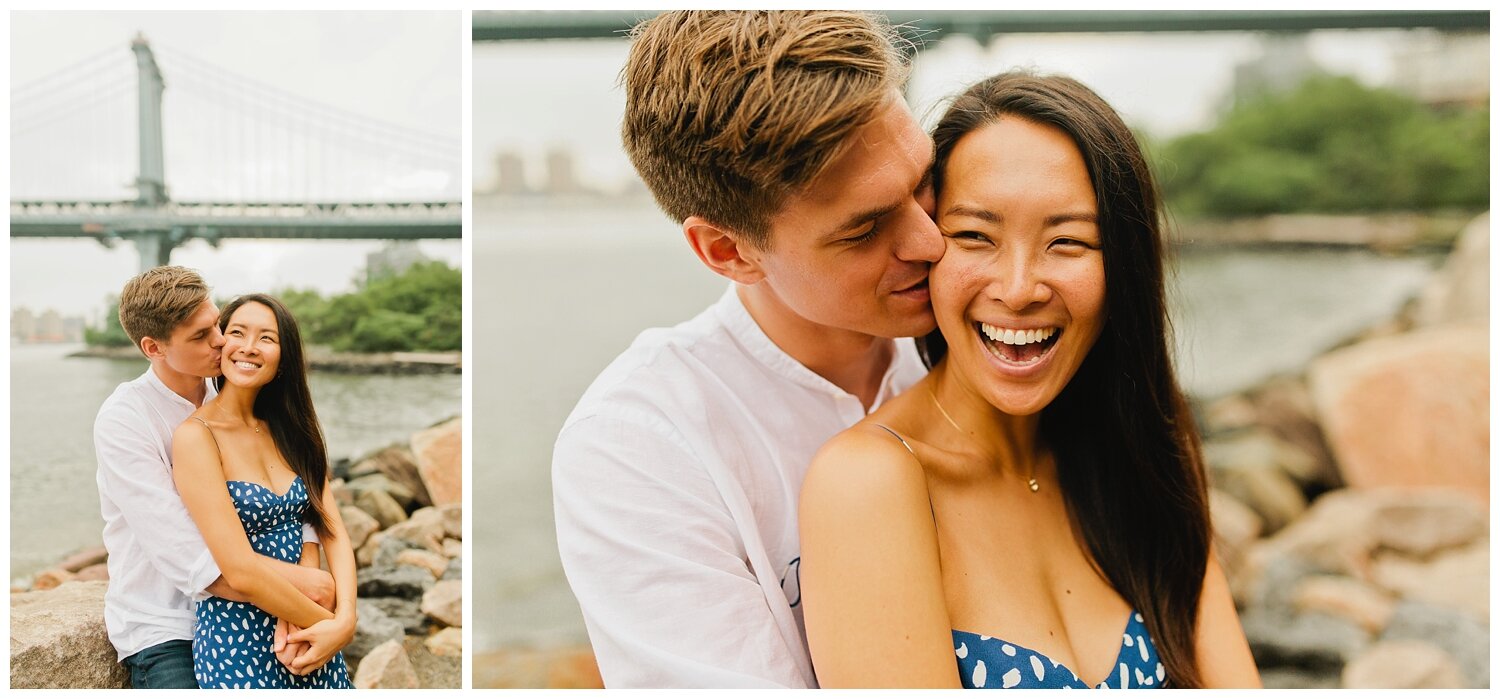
[118,265,210,353]
[622,10,911,248]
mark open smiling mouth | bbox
[976,322,1061,366]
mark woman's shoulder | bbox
[804,422,932,514]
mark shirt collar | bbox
[142,365,217,409]
[714,284,916,409]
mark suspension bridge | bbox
[11,35,461,272]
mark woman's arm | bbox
[1194,548,1263,687]
[170,421,335,629]
[285,478,359,675]
[799,426,961,688]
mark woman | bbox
[800,73,1261,688]
[172,294,355,689]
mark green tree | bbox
[83,297,133,348]
[1155,75,1489,217]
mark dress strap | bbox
[871,423,916,457]
[189,416,221,450]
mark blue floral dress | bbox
[953,611,1166,689]
[192,475,351,689]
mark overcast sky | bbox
[474,23,1413,193]
[10,11,462,319]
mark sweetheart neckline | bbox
[225,474,304,499]
[951,609,1144,688]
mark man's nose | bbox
[210,328,226,349]
[894,201,944,264]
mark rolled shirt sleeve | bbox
[553,411,811,688]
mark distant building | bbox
[12,307,36,343]
[494,151,529,195]
[37,309,67,343]
[545,149,583,195]
[1231,33,1323,105]
[1391,30,1488,107]
[366,241,432,284]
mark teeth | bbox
[980,323,1056,346]
[235,361,258,370]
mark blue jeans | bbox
[122,639,198,689]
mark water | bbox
[9,343,461,581]
[473,197,1443,651]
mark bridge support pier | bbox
[132,231,176,272]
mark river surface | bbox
[9,344,461,582]
[476,196,1441,651]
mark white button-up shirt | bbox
[93,368,223,660]
[553,286,927,688]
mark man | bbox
[94,266,345,688]
[553,11,941,687]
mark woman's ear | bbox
[683,216,767,286]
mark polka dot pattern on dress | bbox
[952,610,1166,689]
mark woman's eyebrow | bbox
[943,205,1001,223]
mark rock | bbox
[344,473,416,510]
[384,506,446,554]
[1236,549,1324,618]
[331,478,353,507]
[1343,639,1466,688]
[367,596,428,635]
[340,505,380,552]
[357,531,386,568]
[1307,324,1488,501]
[397,549,449,580]
[1209,489,1262,583]
[347,598,405,667]
[1249,375,1341,490]
[359,565,435,599]
[353,639,418,689]
[473,647,604,689]
[1380,601,1489,688]
[442,537,462,559]
[74,564,109,582]
[442,556,461,581]
[1370,542,1488,620]
[425,627,462,657]
[57,546,108,573]
[1204,394,1258,434]
[406,635,461,688]
[1415,211,1488,327]
[355,489,408,530]
[1293,575,1395,634]
[1245,489,1387,583]
[31,569,76,591]
[412,417,461,507]
[1368,490,1487,558]
[1205,429,1311,534]
[350,445,432,509]
[1241,609,1369,672]
[438,503,461,540]
[421,579,462,627]
[11,581,128,688]
[1260,667,1341,690]
[373,534,422,569]
[330,456,353,482]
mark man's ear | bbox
[683,216,767,285]
[139,336,166,360]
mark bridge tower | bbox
[129,35,178,271]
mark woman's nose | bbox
[993,255,1053,311]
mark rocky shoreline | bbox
[10,416,464,689]
[68,346,462,375]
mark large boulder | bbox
[384,506,446,554]
[397,549,449,581]
[1380,601,1489,688]
[366,596,427,635]
[421,580,462,627]
[1205,429,1310,535]
[411,417,461,507]
[407,635,461,688]
[358,566,435,599]
[1343,640,1466,689]
[57,546,109,573]
[347,599,405,668]
[340,505,380,552]
[349,445,432,508]
[473,646,603,689]
[425,627,461,657]
[344,474,416,510]
[353,639,418,689]
[11,581,128,688]
[1415,212,1488,327]
[1307,323,1487,501]
[1370,542,1488,620]
[355,489,408,530]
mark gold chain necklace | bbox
[212,402,261,434]
[927,385,1039,493]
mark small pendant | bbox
[1028,478,1040,493]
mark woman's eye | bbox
[950,230,988,242]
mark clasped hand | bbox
[273,616,355,676]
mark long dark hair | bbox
[216,293,334,541]
[923,72,1211,687]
